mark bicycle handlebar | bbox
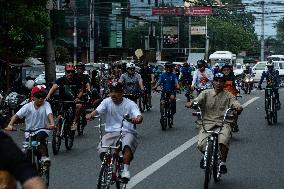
[20,128,52,133]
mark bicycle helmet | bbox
[164,62,173,68]
[65,63,76,71]
[266,60,274,67]
[31,85,47,98]
[214,63,219,68]
[197,59,206,68]
[126,63,135,69]
[76,63,85,71]
[213,72,225,81]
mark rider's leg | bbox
[160,99,165,114]
[36,131,50,164]
[71,104,83,130]
[170,95,176,115]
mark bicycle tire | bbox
[272,98,277,124]
[64,120,75,150]
[77,114,86,136]
[204,140,213,189]
[266,98,272,125]
[52,118,62,155]
[97,164,110,189]
[40,163,50,187]
[213,143,221,183]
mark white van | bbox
[252,61,284,82]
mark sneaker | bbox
[219,162,227,174]
[40,156,51,166]
[71,122,77,131]
[121,170,130,181]
[200,158,205,169]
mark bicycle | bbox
[191,102,236,189]
[264,87,278,125]
[50,100,76,155]
[123,93,145,113]
[20,128,51,187]
[95,114,131,189]
[154,89,174,130]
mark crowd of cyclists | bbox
[0,58,282,188]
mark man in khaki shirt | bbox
[186,73,243,174]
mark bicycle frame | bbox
[96,114,130,188]
[264,87,278,125]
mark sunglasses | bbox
[66,70,75,74]
[34,93,47,99]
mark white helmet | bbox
[126,63,135,69]
[266,61,273,67]
[214,63,219,68]
[25,80,35,90]
[34,77,46,85]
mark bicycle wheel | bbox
[52,118,62,155]
[212,144,221,183]
[138,96,145,113]
[167,106,173,128]
[266,98,272,125]
[77,114,86,136]
[272,98,277,124]
[40,163,50,187]
[97,164,111,189]
[64,121,75,150]
[204,140,213,189]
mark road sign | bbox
[135,49,143,60]
[152,7,184,16]
[184,7,213,16]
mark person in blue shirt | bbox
[153,62,179,118]
[180,62,193,101]
[258,61,281,109]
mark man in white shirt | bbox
[86,82,143,180]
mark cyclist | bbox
[152,65,162,83]
[118,63,144,103]
[86,82,143,181]
[152,62,179,124]
[46,63,84,131]
[185,73,243,174]
[179,62,193,101]
[221,63,240,132]
[191,59,214,94]
[139,61,155,109]
[213,63,221,75]
[6,85,55,164]
[0,130,47,189]
[258,61,281,109]
[243,63,253,75]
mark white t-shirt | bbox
[16,101,53,138]
[96,97,141,133]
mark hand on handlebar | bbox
[185,101,193,108]
[4,124,17,131]
[86,113,94,121]
[48,124,55,130]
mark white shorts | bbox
[97,131,138,154]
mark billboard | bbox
[163,26,178,46]
[152,7,212,16]
[191,26,206,35]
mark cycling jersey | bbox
[159,72,178,92]
[180,66,193,81]
[56,76,82,101]
[76,73,90,93]
[140,67,153,83]
[192,68,214,89]
[259,70,280,87]
[119,73,143,94]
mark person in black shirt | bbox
[46,63,84,131]
[0,131,47,189]
[139,61,154,109]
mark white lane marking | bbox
[127,97,259,188]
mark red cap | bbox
[31,85,47,97]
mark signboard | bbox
[184,7,213,16]
[163,26,178,45]
[152,7,212,16]
[152,7,184,16]
[191,26,206,35]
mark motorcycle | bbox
[242,74,254,94]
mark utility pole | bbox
[45,0,56,84]
[260,1,265,61]
[73,11,77,65]
[188,17,192,56]
[89,0,95,63]
[205,16,209,61]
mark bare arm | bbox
[5,114,19,131]
[47,113,55,129]
[46,84,59,99]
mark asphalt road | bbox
[6,88,284,189]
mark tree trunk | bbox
[44,27,56,86]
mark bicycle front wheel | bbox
[272,97,277,124]
[40,163,50,187]
[204,140,213,189]
[52,118,62,155]
[64,121,75,150]
[97,165,111,189]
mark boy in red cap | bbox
[6,85,55,164]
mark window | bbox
[255,63,266,70]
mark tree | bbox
[276,17,284,42]
[0,0,50,62]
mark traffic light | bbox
[62,0,70,8]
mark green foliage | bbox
[0,0,50,62]
[55,46,71,65]
[276,17,284,42]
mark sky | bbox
[242,0,284,38]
